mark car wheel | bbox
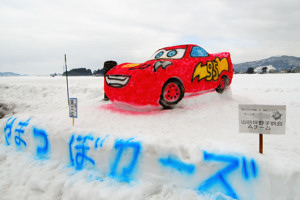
[159,79,184,109]
[216,76,229,93]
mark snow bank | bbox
[0,74,300,200]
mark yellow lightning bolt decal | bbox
[192,63,210,81]
[192,57,229,82]
[216,57,229,76]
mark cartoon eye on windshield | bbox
[149,48,186,60]
[167,50,177,57]
[155,51,164,59]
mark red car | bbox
[104,44,233,109]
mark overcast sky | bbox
[1,0,299,75]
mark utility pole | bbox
[65,54,70,106]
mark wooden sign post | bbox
[239,104,286,154]
[259,133,263,154]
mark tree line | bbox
[62,68,104,76]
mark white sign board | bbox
[69,98,78,118]
[239,104,286,135]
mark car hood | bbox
[106,59,175,75]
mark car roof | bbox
[157,44,198,51]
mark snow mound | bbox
[0,74,300,200]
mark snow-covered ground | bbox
[0,74,299,200]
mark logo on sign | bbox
[272,111,282,120]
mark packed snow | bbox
[0,74,300,200]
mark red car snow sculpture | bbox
[104,44,233,109]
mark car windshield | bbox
[190,46,208,57]
[149,48,186,60]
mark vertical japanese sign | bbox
[239,104,286,135]
[69,98,78,118]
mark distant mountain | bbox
[233,56,300,72]
[0,72,22,76]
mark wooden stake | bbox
[259,134,263,154]
[72,118,75,127]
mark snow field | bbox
[0,74,300,199]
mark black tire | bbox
[216,76,229,93]
[103,60,118,75]
[159,79,184,109]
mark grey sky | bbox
[1,0,299,75]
